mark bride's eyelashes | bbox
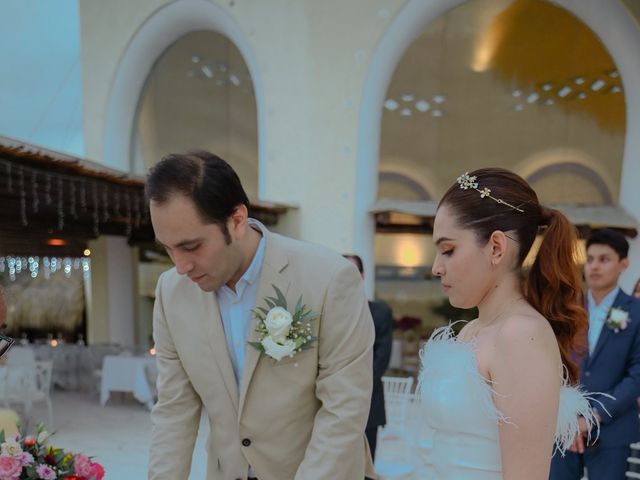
[442,248,454,256]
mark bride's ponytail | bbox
[525,207,587,384]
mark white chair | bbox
[0,361,53,428]
[376,377,417,479]
[5,346,36,365]
[374,426,417,479]
[627,442,640,478]
[382,376,414,428]
[382,376,414,397]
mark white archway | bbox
[356,0,640,295]
[103,0,266,194]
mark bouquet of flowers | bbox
[0,423,104,480]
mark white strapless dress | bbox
[417,325,598,480]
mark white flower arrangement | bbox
[606,307,630,333]
[249,285,318,361]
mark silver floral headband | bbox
[456,172,525,213]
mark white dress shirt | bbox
[216,219,266,386]
[587,286,620,354]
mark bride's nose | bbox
[432,257,444,277]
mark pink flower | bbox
[35,463,56,480]
[74,454,92,477]
[19,451,34,467]
[0,454,22,480]
[88,462,105,480]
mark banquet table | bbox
[99,355,156,409]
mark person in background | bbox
[343,254,393,463]
[0,287,14,358]
[550,229,640,480]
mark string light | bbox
[57,177,64,230]
[102,184,109,222]
[45,173,52,205]
[0,157,149,240]
[92,181,99,237]
[30,170,39,213]
[69,180,77,219]
[6,163,12,192]
[18,167,27,226]
[0,255,91,281]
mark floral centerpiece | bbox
[0,423,104,480]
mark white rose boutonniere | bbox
[264,306,293,342]
[249,285,319,362]
[606,307,630,333]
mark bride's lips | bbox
[442,284,451,292]
[190,274,205,282]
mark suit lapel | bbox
[588,290,630,367]
[201,291,239,410]
[238,231,290,417]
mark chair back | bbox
[5,346,36,366]
[33,361,53,398]
[0,364,38,400]
[382,376,414,428]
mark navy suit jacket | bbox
[366,300,393,430]
[581,289,640,447]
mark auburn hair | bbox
[439,168,587,383]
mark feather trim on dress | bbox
[554,383,613,456]
[417,323,613,457]
[417,324,512,425]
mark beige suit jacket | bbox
[149,229,375,480]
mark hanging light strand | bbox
[18,167,27,226]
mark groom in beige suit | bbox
[146,151,375,480]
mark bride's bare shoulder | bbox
[457,319,479,342]
[496,309,557,349]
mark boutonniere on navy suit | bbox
[605,307,630,333]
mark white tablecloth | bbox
[389,338,403,369]
[100,355,156,409]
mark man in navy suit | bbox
[344,254,393,464]
[550,229,640,479]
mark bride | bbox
[419,168,592,479]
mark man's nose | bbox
[173,254,194,275]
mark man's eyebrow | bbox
[155,238,202,249]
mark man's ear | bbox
[620,257,630,272]
[487,230,508,266]
[228,204,249,237]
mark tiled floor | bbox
[25,391,208,479]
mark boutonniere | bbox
[606,307,630,333]
[249,285,319,361]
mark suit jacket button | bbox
[242,438,251,447]
[585,371,591,377]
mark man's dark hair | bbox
[146,151,249,243]
[343,254,364,274]
[586,229,629,260]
